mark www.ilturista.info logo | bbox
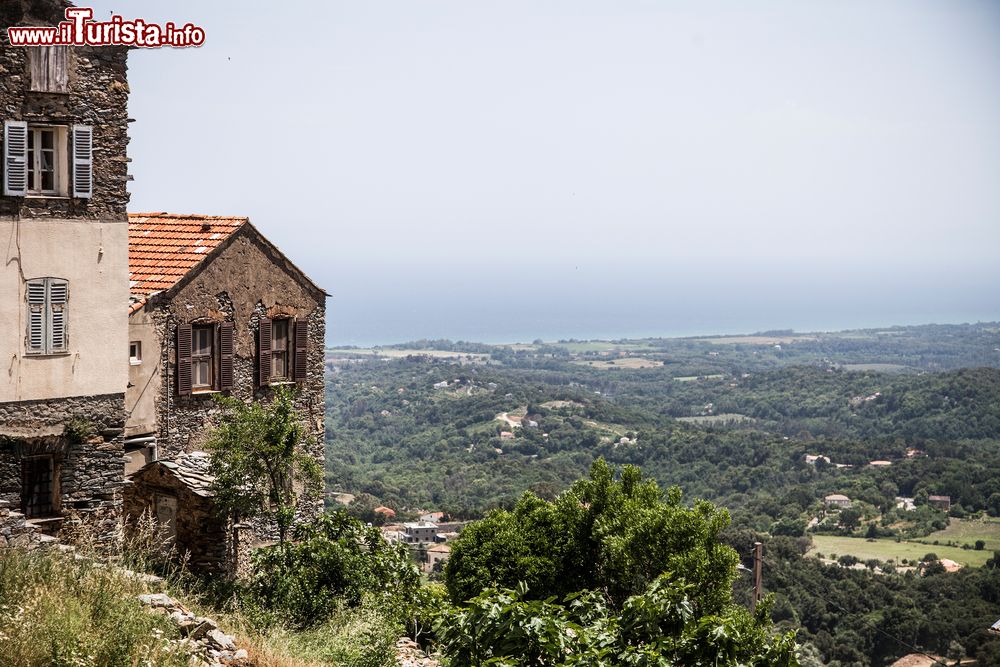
[7,8,205,48]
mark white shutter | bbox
[25,280,46,353]
[47,279,68,352]
[71,124,92,198]
[4,121,28,197]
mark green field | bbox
[676,413,753,425]
[911,517,1000,550]
[554,340,652,353]
[809,535,994,568]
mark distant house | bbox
[990,618,1000,635]
[927,495,951,511]
[402,521,439,544]
[373,506,396,520]
[500,431,515,440]
[824,494,851,508]
[895,497,917,512]
[869,460,892,467]
[419,511,445,523]
[426,543,451,572]
[805,454,831,465]
[433,380,449,389]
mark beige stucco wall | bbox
[125,307,162,437]
[0,217,128,402]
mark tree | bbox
[445,459,738,613]
[839,507,862,531]
[207,386,322,543]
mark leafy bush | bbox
[434,578,798,666]
[244,511,419,628]
[446,459,737,612]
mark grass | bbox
[0,548,188,667]
[911,517,1000,550]
[673,374,726,382]
[809,535,994,568]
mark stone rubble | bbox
[136,592,248,666]
[395,637,441,667]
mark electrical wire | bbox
[758,553,949,667]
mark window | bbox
[271,318,290,379]
[176,322,233,396]
[258,317,309,385]
[25,277,68,355]
[4,121,91,198]
[191,325,214,390]
[129,341,142,365]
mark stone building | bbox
[123,451,249,575]
[124,213,327,531]
[0,1,130,537]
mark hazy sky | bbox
[89,1,1000,344]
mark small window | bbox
[271,319,290,379]
[25,126,68,197]
[129,341,142,365]
[191,325,214,390]
[25,277,68,355]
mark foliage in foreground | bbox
[446,459,737,612]
[0,547,187,667]
[435,579,798,666]
[243,511,420,629]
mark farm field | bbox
[572,358,662,369]
[327,347,489,361]
[911,518,1000,550]
[694,335,817,345]
[676,413,753,425]
[809,535,994,568]
[673,374,726,382]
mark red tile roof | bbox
[128,213,247,312]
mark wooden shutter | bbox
[4,121,28,196]
[29,47,69,93]
[293,318,308,382]
[176,323,192,396]
[257,317,271,386]
[25,280,45,353]
[47,279,68,353]
[71,124,92,198]
[219,321,234,391]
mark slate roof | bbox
[146,451,216,498]
[127,213,248,313]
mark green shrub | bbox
[244,511,419,629]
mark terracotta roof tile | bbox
[128,213,247,312]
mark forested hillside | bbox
[324,322,1000,665]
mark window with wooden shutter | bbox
[258,317,271,386]
[47,280,67,353]
[176,324,192,396]
[4,121,28,197]
[293,318,308,383]
[25,280,46,353]
[71,125,92,199]
[28,46,69,93]
[24,278,68,355]
[219,322,234,391]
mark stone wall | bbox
[0,499,41,549]
[0,1,131,220]
[0,392,125,542]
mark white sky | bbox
[88,0,1000,343]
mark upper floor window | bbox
[258,317,309,386]
[28,46,69,94]
[4,121,92,199]
[176,322,234,396]
[25,277,68,355]
[129,341,142,365]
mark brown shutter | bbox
[219,321,234,391]
[258,317,271,386]
[293,318,309,383]
[176,323,192,396]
